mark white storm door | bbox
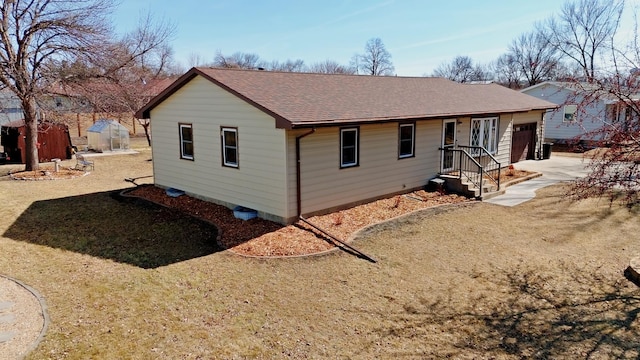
[441,119,457,172]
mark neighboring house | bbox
[0,89,23,125]
[136,68,555,224]
[521,81,634,144]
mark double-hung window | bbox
[470,117,498,154]
[221,127,239,168]
[563,105,577,122]
[340,127,359,168]
[398,123,415,158]
[179,123,194,160]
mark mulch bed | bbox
[9,167,87,180]
[127,186,472,257]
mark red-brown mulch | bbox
[127,186,472,257]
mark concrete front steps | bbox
[436,172,542,201]
[437,175,500,200]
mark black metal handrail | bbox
[457,145,501,190]
[439,145,501,197]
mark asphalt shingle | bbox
[138,68,557,128]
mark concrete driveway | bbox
[486,154,591,206]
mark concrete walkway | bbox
[486,154,591,207]
[0,275,48,360]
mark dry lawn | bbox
[0,142,639,359]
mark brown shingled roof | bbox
[136,67,557,129]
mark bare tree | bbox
[553,4,640,206]
[187,52,211,68]
[509,30,561,87]
[308,60,356,74]
[491,54,522,89]
[543,0,624,81]
[352,38,395,76]
[563,11,640,206]
[569,76,640,206]
[51,12,176,146]
[267,59,306,72]
[0,0,117,170]
[213,51,264,70]
[433,56,489,83]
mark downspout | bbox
[295,127,377,263]
[539,110,549,160]
[299,216,377,263]
[296,128,315,217]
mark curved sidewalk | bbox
[486,155,590,207]
[0,275,48,360]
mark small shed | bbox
[87,119,130,152]
[0,120,73,163]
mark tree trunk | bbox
[138,119,151,146]
[22,99,39,171]
[141,123,151,146]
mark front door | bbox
[441,119,457,172]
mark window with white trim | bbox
[179,123,194,160]
[221,127,238,168]
[470,117,498,154]
[398,123,415,158]
[340,127,359,168]
[563,105,577,122]
[220,127,239,168]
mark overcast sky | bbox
[113,0,640,76]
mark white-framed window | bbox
[470,117,498,154]
[340,127,359,168]
[221,127,238,168]
[398,123,415,159]
[563,105,577,122]
[179,123,194,160]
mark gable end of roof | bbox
[135,68,293,129]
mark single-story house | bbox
[521,81,637,144]
[136,68,556,224]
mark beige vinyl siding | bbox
[286,121,442,217]
[456,117,471,146]
[150,75,289,220]
[494,114,512,165]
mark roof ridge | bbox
[194,67,446,80]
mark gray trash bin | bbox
[542,143,553,159]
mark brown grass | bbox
[1,140,639,359]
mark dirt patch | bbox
[128,185,472,257]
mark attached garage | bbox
[511,122,537,163]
